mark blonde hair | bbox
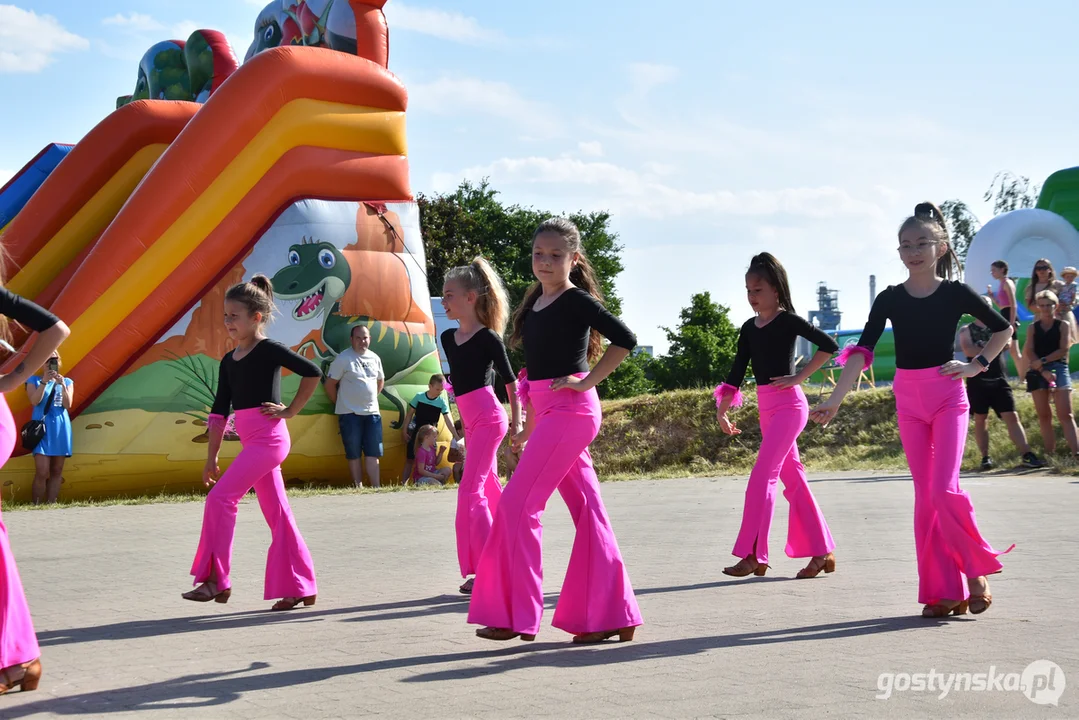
[445,257,510,335]
[1035,289,1060,307]
[416,424,438,444]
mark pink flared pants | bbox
[894,368,1013,605]
[731,385,835,564]
[468,378,642,636]
[454,386,506,578]
[190,409,317,600]
[0,395,39,668]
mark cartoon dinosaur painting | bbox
[271,239,440,427]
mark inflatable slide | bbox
[0,1,444,501]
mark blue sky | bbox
[1,1,1076,352]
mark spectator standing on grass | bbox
[957,299,1045,471]
[1023,289,1079,459]
[325,325,384,488]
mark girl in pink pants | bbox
[813,202,1014,618]
[0,285,70,694]
[183,275,322,611]
[440,258,521,595]
[716,253,838,579]
[469,217,642,644]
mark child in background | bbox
[400,374,460,484]
[450,419,465,484]
[412,425,451,485]
[1059,266,1078,312]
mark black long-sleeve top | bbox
[210,339,321,416]
[441,328,515,396]
[857,281,1009,369]
[725,312,839,388]
[0,287,59,332]
[522,288,636,380]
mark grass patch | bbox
[9,384,1074,511]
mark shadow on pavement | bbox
[1,615,934,715]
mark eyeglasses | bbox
[1035,266,1050,271]
[898,242,938,255]
[1037,303,1056,309]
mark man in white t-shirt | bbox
[325,325,385,487]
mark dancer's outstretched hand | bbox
[203,458,221,488]
[717,411,740,436]
[809,399,839,426]
[261,402,295,419]
[769,374,802,389]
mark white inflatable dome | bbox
[965,208,1079,294]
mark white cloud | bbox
[0,5,89,73]
[171,21,201,41]
[440,155,884,221]
[627,62,679,96]
[409,76,559,135]
[578,141,603,157]
[385,2,504,44]
[102,13,163,31]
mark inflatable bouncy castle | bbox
[0,1,445,500]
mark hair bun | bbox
[913,202,944,225]
[249,274,274,295]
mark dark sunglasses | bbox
[1035,265,1050,271]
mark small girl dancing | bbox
[183,275,323,611]
[468,217,642,644]
[812,203,1013,618]
[715,253,838,579]
[440,258,521,595]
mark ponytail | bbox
[510,217,606,362]
[746,252,795,314]
[226,273,277,325]
[900,201,962,281]
[446,257,510,335]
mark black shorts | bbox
[966,378,1015,417]
[405,429,418,460]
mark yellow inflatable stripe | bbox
[60,100,406,368]
[7,144,168,299]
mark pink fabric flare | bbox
[454,386,507,577]
[836,345,874,368]
[515,368,530,407]
[714,382,744,408]
[443,379,455,401]
[207,413,227,432]
[730,385,834,564]
[190,408,317,600]
[893,368,1014,605]
[0,394,40,668]
[468,374,642,637]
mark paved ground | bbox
[0,470,1075,719]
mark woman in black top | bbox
[715,254,839,580]
[183,275,323,612]
[0,286,70,694]
[467,218,642,645]
[811,203,1014,619]
[440,257,521,595]
[1022,289,1079,456]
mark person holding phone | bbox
[25,353,73,505]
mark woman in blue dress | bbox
[25,352,73,504]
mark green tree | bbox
[652,292,740,390]
[417,179,624,314]
[598,351,654,399]
[940,200,981,262]
[942,170,1042,262]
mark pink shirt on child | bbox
[413,445,437,481]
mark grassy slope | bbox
[12,384,1074,511]
[591,385,1077,481]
